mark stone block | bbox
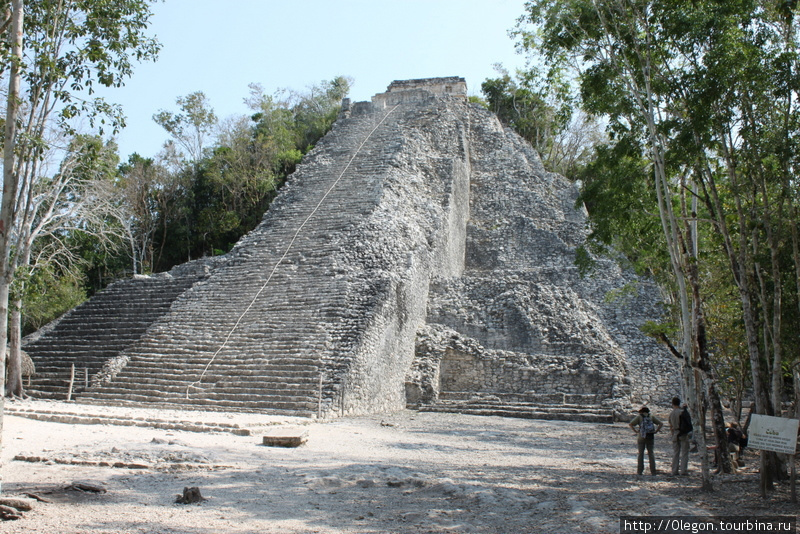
[261,427,309,448]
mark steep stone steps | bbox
[417,391,613,424]
[69,107,405,415]
[115,363,320,375]
[89,383,320,400]
[98,373,320,389]
[24,270,207,399]
[77,395,318,416]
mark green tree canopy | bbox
[1,0,160,399]
[517,0,800,489]
[481,66,602,179]
[149,77,352,270]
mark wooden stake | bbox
[317,373,323,420]
[66,364,75,402]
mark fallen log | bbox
[0,497,33,511]
[23,492,52,503]
[67,481,107,493]
[0,504,22,521]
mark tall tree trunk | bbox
[694,183,732,475]
[699,318,732,475]
[0,0,25,492]
[755,180,785,416]
[703,131,778,490]
[5,304,23,398]
[683,178,718,486]
[791,212,800,419]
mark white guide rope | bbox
[186,104,400,398]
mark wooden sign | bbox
[748,414,799,454]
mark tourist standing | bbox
[668,397,690,475]
[726,421,746,468]
[629,406,663,476]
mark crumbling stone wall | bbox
[406,87,677,412]
[372,77,468,109]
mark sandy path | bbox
[0,400,795,533]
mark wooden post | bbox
[791,453,796,504]
[317,373,323,420]
[84,367,88,390]
[66,364,75,402]
[340,376,346,416]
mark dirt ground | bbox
[0,399,797,533]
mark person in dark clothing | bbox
[726,421,746,468]
[668,397,691,475]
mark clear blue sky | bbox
[98,0,529,160]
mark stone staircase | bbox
[24,272,204,399]
[64,103,420,416]
[417,392,614,424]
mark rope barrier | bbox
[186,104,400,398]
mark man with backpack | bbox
[669,397,692,476]
[629,406,663,476]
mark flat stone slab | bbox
[261,427,308,448]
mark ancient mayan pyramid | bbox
[24,78,676,421]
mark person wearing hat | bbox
[629,406,663,476]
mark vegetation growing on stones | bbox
[480,66,604,179]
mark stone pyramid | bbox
[24,78,675,419]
